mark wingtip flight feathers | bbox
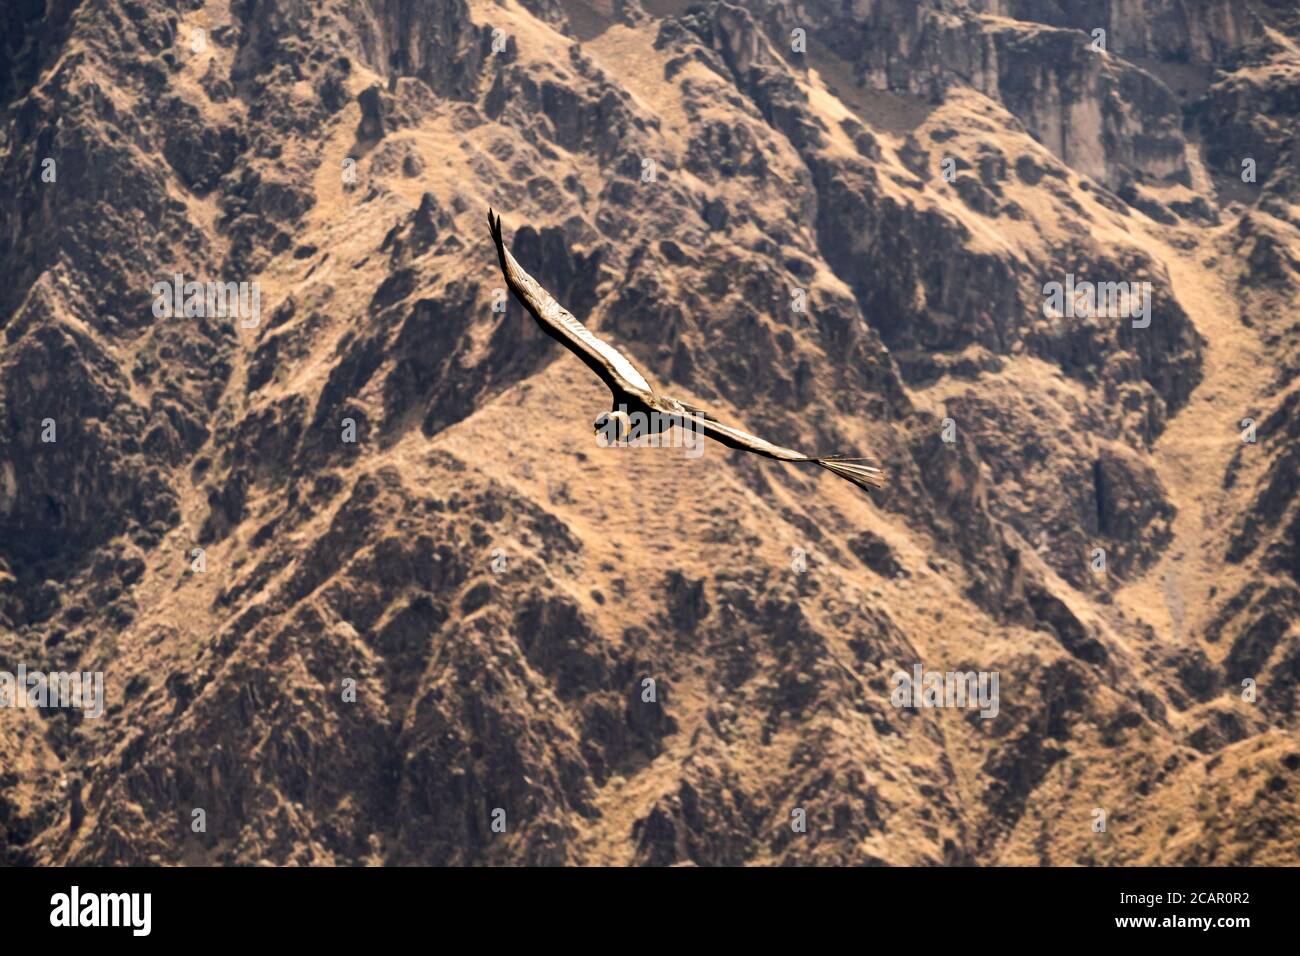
[487,206,506,260]
[817,456,887,491]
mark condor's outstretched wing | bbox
[691,409,886,492]
[488,208,652,396]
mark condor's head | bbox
[593,408,632,446]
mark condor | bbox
[487,208,885,494]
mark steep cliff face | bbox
[1,0,1297,865]
[732,0,1207,192]
[989,0,1259,63]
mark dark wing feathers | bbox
[698,417,808,462]
[489,208,652,395]
[817,457,887,491]
[700,418,886,489]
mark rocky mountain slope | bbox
[0,0,1297,865]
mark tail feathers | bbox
[817,456,886,492]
